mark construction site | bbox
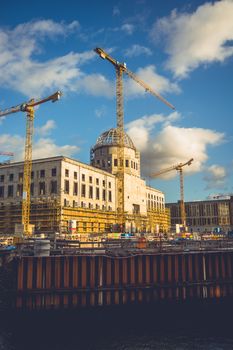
[0,48,179,239]
[1,48,233,312]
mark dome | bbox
[93,128,136,150]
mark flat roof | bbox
[0,155,115,178]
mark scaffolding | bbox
[0,200,170,237]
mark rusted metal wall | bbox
[14,252,233,310]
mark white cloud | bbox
[75,74,114,98]
[126,112,180,150]
[204,164,227,189]
[113,6,120,16]
[126,113,224,177]
[121,24,135,35]
[0,134,24,160]
[0,133,79,161]
[151,0,233,77]
[32,138,79,160]
[124,44,152,57]
[36,120,56,136]
[13,19,80,38]
[0,20,98,97]
[124,65,180,97]
[95,105,107,118]
[0,20,178,100]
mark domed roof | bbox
[93,128,136,150]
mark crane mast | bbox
[116,67,125,228]
[152,158,194,229]
[22,105,34,235]
[0,91,62,236]
[94,47,174,231]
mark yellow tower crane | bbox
[0,91,62,236]
[152,158,194,230]
[0,152,14,164]
[94,47,175,231]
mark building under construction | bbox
[0,128,170,236]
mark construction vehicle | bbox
[0,152,14,164]
[0,91,62,236]
[94,47,175,231]
[152,158,194,231]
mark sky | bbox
[0,0,233,203]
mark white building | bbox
[0,128,169,235]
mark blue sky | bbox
[0,0,233,202]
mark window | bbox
[108,191,112,202]
[9,174,14,181]
[82,174,85,181]
[0,175,4,182]
[96,187,100,200]
[89,176,92,183]
[39,182,46,195]
[102,189,106,201]
[133,204,140,214]
[73,182,78,196]
[74,171,77,180]
[81,184,86,197]
[102,160,106,167]
[0,186,4,198]
[30,183,34,196]
[31,171,34,179]
[103,180,105,187]
[108,182,111,188]
[17,184,23,197]
[52,168,57,177]
[96,178,99,185]
[125,159,129,167]
[89,186,93,199]
[64,180,69,194]
[114,159,118,167]
[65,169,69,177]
[40,170,45,178]
[51,180,57,194]
[8,185,14,197]
[18,172,23,182]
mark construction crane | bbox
[0,152,14,156]
[0,152,14,164]
[94,47,175,231]
[0,91,62,236]
[152,158,194,229]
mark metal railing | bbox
[7,238,233,257]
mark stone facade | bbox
[166,197,233,233]
[0,129,169,235]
